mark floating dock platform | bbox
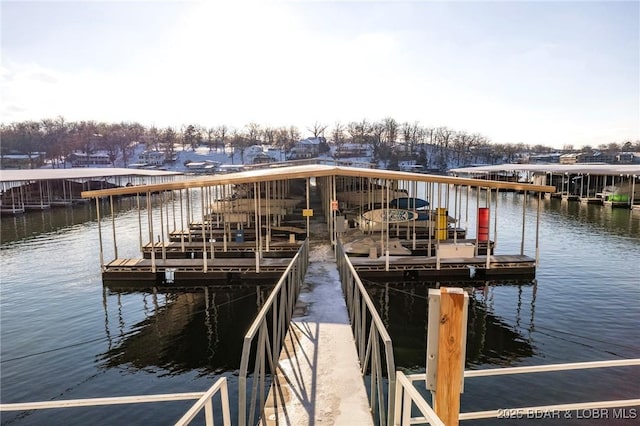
[80,163,554,286]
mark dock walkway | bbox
[263,240,373,425]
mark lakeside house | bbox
[69,151,111,167]
[0,153,46,169]
[287,137,322,160]
[334,143,369,158]
[138,149,167,166]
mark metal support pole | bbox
[96,198,104,269]
[631,175,637,209]
[535,191,542,266]
[110,195,118,259]
[200,187,207,272]
[147,192,156,273]
[493,187,498,250]
[521,190,527,255]
[159,191,166,260]
[306,178,310,239]
[137,193,143,252]
[485,188,491,271]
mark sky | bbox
[1,1,639,148]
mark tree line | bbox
[1,117,637,169]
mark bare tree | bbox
[246,122,261,146]
[148,126,162,152]
[307,121,327,139]
[41,116,69,168]
[205,127,216,151]
[182,124,201,150]
[606,142,620,153]
[370,121,385,163]
[287,126,301,154]
[161,127,177,159]
[215,125,228,151]
[275,127,290,161]
[435,127,454,169]
[346,119,370,146]
[120,122,144,166]
[263,126,276,146]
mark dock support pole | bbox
[200,187,207,272]
[137,194,143,252]
[427,287,468,426]
[147,192,156,273]
[521,190,527,256]
[110,195,118,260]
[96,198,104,270]
[485,188,491,271]
[535,192,542,266]
[306,178,310,239]
[631,175,636,209]
[493,187,499,250]
[179,190,185,252]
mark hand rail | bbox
[0,393,205,411]
[175,377,231,426]
[238,239,310,426]
[1,377,231,426]
[397,359,640,423]
[336,239,397,426]
[394,371,445,426]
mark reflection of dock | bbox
[101,286,273,372]
[365,280,536,368]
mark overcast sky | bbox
[1,1,638,148]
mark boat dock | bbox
[80,163,554,287]
[450,163,640,209]
[8,162,639,425]
[0,168,181,215]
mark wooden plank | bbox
[435,287,465,426]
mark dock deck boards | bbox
[350,254,536,279]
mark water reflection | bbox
[98,285,273,374]
[364,280,537,371]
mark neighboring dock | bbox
[450,163,640,209]
[0,168,181,215]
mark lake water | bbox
[1,192,639,425]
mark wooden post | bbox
[434,287,465,426]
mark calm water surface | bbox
[1,193,639,425]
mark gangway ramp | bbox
[262,242,373,425]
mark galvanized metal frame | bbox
[0,377,231,426]
[336,239,397,426]
[238,239,310,426]
[394,358,640,424]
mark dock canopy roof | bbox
[81,164,556,198]
[450,164,640,176]
[0,168,181,183]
